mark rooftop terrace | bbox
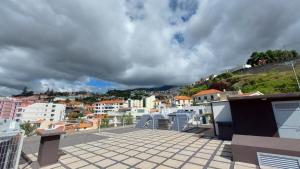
[19,127,257,169]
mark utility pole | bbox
[280,44,300,91]
[290,61,300,91]
[98,118,101,133]
[152,114,154,131]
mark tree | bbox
[20,121,37,137]
[22,87,28,95]
[247,50,298,66]
[13,86,34,97]
[125,113,134,125]
[67,112,82,120]
[209,81,229,91]
[101,118,109,127]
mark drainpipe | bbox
[177,115,180,132]
[210,102,217,137]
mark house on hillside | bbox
[174,96,192,107]
[192,89,223,104]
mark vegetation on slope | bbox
[180,55,300,96]
[181,69,300,96]
[246,50,298,67]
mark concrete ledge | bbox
[231,134,300,164]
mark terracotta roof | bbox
[150,109,159,112]
[193,89,222,97]
[55,121,65,125]
[175,96,192,100]
[97,99,124,104]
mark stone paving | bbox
[19,129,258,169]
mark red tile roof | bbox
[98,100,124,104]
[193,89,222,97]
[175,96,192,100]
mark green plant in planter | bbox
[20,121,38,137]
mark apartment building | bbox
[144,95,156,110]
[0,98,19,119]
[93,100,125,114]
[128,99,144,108]
[127,95,156,109]
[16,103,66,122]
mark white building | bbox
[144,95,156,109]
[174,96,192,108]
[192,89,223,104]
[127,99,144,108]
[16,103,66,122]
[93,100,125,114]
[127,95,156,110]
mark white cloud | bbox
[0,0,300,95]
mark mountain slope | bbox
[181,61,300,96]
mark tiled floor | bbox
[19,129,258,169]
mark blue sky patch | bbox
[168,0,198,23]
[86,78,113,88]
[173,32,184,44]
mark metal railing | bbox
[0,130,24,169]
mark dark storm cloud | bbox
[0,0,300,95]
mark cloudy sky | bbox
[1,0,300,95]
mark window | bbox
[211,95,214,100]
[51,109,55,112]
[52,105,56,108]
[44,114,47,116]
[51,114,55,117]
[204,96,207,100]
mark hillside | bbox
[180,60,300,96]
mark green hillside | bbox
[230,66,300,94]
[180,62,300,96]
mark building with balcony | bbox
[93,100,125,114]
[15,103,66,122]
[0,98,19,119]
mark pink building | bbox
[0,96,47,120]
[0,99,20,119]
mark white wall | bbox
[145,95,156,109]
[16,103,66,122]
[194,94,221,103]
[212,101,232,135]
[272,100,300,139]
